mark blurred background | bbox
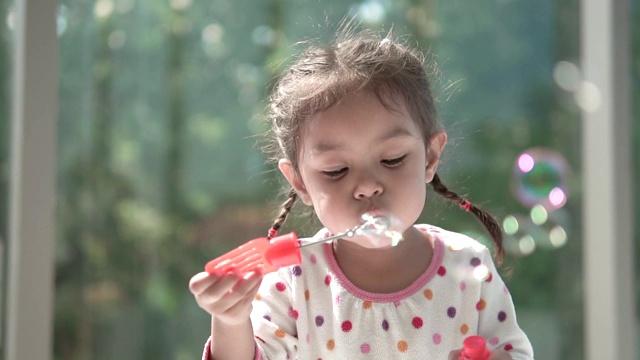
[0,0,638,359]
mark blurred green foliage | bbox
[0,0,638,359]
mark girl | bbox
[189,28,534,360]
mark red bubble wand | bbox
[205,212,402,276]
[459,335,492,360]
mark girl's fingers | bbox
[195,271,263,313]
[214,272,264,323]
[189,272,217,295]
[448,349,461,360]
[488,349,513,360]
[232,271,263,294]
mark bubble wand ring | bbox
[204,212,402,276]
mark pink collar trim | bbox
[322,226,444,302]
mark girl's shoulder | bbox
[415,224,491,257]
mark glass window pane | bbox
[56,1,589,359]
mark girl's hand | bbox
[188,270,263,325]
[448,348,514,360]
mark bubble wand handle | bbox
[204,232,302,276]
[459,335,492,360]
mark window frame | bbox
[581,0,636,358]
[4,0,58,359]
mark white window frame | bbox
[3,0,635,359]
[5,0,58,359]
[581,0,636,358]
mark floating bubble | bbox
[502,209,571,256]
[536,208,571,250]
[548,225,568,247]
[502,215,540,256]
[530,205,548,225]
[354,212,403,247]
[512,147,572,211]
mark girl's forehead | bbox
[299,92,422,152]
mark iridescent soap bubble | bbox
[354,212,403,247]
[532,207,571,250]
[512,147,571,211]
[502,208,571,256]
[502,214,542,256]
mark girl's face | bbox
[279,91,446,247]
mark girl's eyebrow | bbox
[310,126,417,155]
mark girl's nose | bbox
[354,176,383,199]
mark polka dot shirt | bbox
[202,225,534,360]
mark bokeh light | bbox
[574,80,602,112]
[57,5,68,37]
[94,0,114,18]
[553,61,581,92]
[502,208,571,256]
[502,215,540,256]
[351,0,386,24]
[512,147,571,211]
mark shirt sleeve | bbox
[249,268,299,360]
[477,249,535,360]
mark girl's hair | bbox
[263,28,504,263]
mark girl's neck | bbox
[332,226,434,293]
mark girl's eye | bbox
[382,155,407,167]
[322,167,348,178]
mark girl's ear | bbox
[425,131,447,183]
[278,159,313,205]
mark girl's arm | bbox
[476,250,534,360]
[189,271,263,360]
[210,317,256,360]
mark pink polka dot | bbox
[486,272,493,282]
[287,307,299,320]
[341,321,353,332]
[360,343,371,354]
[489,337,499,346]
[412,317,423,329]
[459,281,466,291]
[394,300,402,307]
[432,333,442,344]
[335,295,341,304]
[324,274,331,285]
[275,282,286,291]
[310,254,318,264]
[437,266,447,276]
[504,343,514,351]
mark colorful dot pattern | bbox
[242,225,534,360]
